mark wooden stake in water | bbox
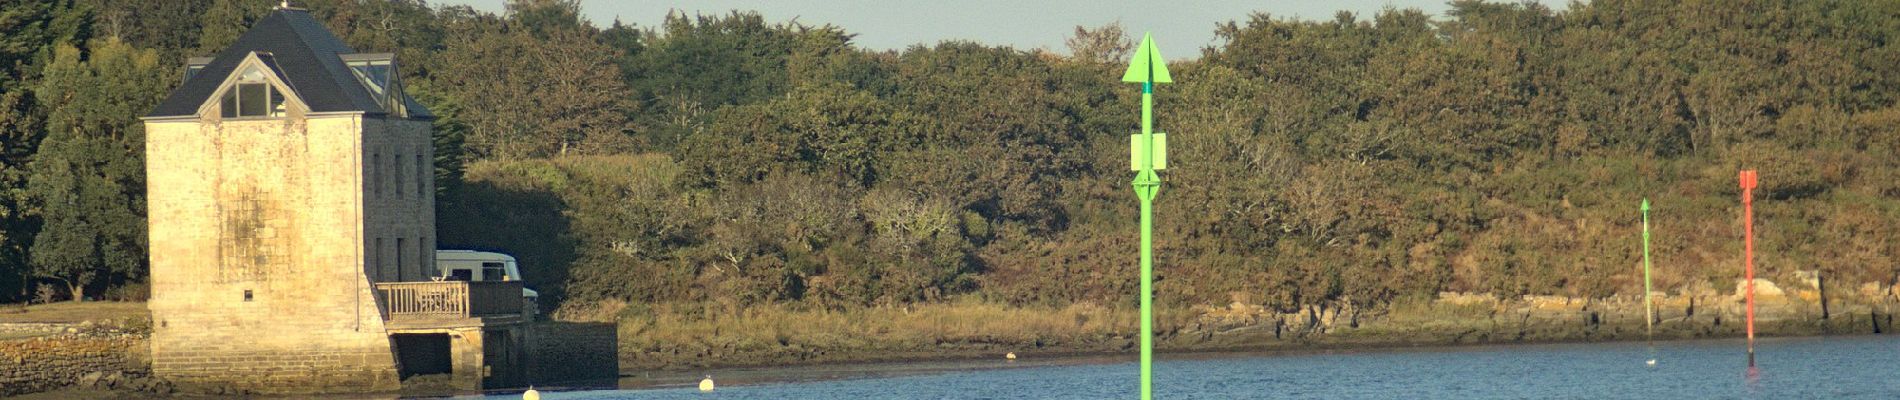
[1739,170,1758,367]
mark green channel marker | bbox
[1641,199,1654,340]
[1123,32,1171,400]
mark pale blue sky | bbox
[435,0,1570,54]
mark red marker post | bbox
[1739,170,1758,367]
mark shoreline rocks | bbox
[618,281,1898,372]
[0,327,154,398]
[1176,282,1897,350]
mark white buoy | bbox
[1006,352,1017,361]
[1646,359,1657,366]
[699,375,715,392]
[523,386,541,400]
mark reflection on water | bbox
[474,335,1900,399]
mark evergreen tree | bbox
[0,0,90,301]
[23,39,166,301]
[0,0,90,84]
[193,0,269,55]
[431,5,633,159]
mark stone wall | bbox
[525,322,618,387]
[362,117,437,283]
[0,333,147,397]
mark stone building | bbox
[140,5,613,394]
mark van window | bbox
[482,262,507,281]
[447,269,472,281]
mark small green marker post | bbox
[1641,199,1653,339]
[1122,32,1171,400]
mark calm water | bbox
[500,335,1900,399]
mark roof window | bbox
[343,53,404,115]
[220,65,286,118]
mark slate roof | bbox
[148,8,430,118]
[254,53,292,84]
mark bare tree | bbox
[1065,22,1133,65]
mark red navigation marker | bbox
[1739,170,1758,367]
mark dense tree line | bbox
[1,0,1896,315]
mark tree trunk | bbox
[66,279,83,302]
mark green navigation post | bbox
[1642,198,1653,339]
[1123,32,1171,400]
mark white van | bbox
[434,250,539,318]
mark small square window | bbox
[243,289,253,302]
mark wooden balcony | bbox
[375,281,528,330]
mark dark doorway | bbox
[394,333,452,378]
[482,329,517,388]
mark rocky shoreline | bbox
[1,279,1893,397]
[0,319,159,398]
[620,279,1898,371]
[1178,280,1896,351]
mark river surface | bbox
[489,335,1900,399]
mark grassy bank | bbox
[556,299,1204,370]
[0,302,150,340]
[0,302,148,324]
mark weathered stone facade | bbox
[364,117,438,283]
[145,113,432,393]
[141,9,438,392]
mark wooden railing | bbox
[376,281,524,321]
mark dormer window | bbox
[343,53,405,116]
[220,66,286,118]
[348,60,389,98]
[184,57,212,83]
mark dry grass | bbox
[0,301,148,324]
[572,298,1175,365]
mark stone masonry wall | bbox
[0,334,146,397]
[525,322,618,386]
[363,117,436,283]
